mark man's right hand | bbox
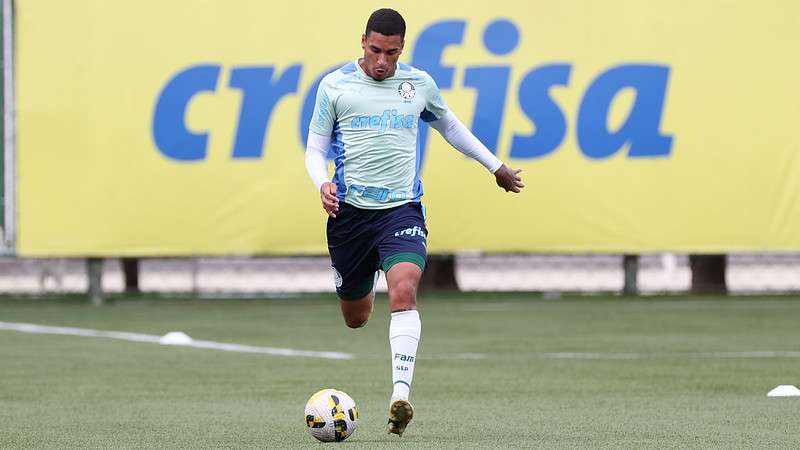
[320,182,340,218]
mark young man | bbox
[305,8,524,437]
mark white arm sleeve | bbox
[305,132,332,191]
[428,110,503,173]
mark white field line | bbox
[3,322,798,362]
[460,300,800,312]
[0,322,354,360]
[368,351,800,361]
[538,351,800,360]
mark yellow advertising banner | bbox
[16,1,800,255]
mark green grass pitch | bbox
[1,294,799,448]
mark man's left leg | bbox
[385,262,422,436]
[376,202,428,436]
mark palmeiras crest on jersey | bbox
[398,82,416,100]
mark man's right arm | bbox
[306,75,341,217]
[305,132,339,218]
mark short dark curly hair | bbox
[365,8,406,40]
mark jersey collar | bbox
[355,58,398,82]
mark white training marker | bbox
[767,385,800,397]
[159,331,194,346]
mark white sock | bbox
[389,310,421,401]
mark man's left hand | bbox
[493,164,525,193]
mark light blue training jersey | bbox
[309,60,448,209]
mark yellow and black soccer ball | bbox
[304,389,359,442]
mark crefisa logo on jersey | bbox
[397,82,416,100]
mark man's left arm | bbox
[428,111,525,193]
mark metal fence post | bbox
[623,254,638,296]
[88,258,104,305]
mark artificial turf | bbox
[1,294,798,448]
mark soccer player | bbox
[305,8,524,437]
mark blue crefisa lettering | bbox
[510,64,572,159]
[228,65,301,158]
[299,64,344,159]
[152,64,221,161]
[411,20,467,166]
[577,64,673,159]
[463,19,518,153]
[152,20,673,163]
[349,110,415,132]
[153,64,299,161]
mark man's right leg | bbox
[327,203,380,329]
[335,268,379,328]
[339,289,374,329]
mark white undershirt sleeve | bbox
[305,132,332,191]
[428,110,504,173]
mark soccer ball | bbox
[304,389,359,442]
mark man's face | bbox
[360,31,404,81]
